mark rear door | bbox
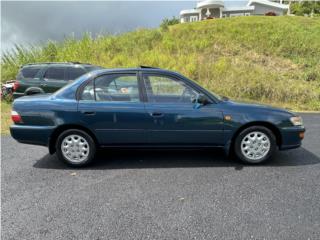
[42,66,68,93]
[142,72,224,146]
[78,71,148,145]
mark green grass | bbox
[1,16,320,113]
[1,102,12,135]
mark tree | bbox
[290,1,320,16]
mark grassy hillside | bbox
[1,16,320,110]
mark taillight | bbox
[13,81,20,91]
[11,110,22,123]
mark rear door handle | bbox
[82,111,96,116]
[150,112,164,118]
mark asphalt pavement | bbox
[1,113,320,240]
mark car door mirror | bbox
[197,94,209,105]
[193,94,209,109]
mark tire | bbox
[56,129,96,167]
[234,126,276,164]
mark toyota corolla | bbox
[10,67,305,167]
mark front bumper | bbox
[279,126,305,150]
[10,125,55,146]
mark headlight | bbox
[290,116,303,126]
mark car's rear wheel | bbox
[56,129,96,167]
[234,126,276,164]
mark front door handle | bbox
[40,83,47,87]
[150,112,164,118]
[82,111,96,116]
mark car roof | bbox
[90,66,178,75]
[21,62,97,68]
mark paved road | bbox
[1,114,320,240]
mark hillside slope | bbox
[2,16,320,110]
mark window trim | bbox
[78,71,143,103]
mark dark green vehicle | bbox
[13,62,102,98]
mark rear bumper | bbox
[10,125,55,146]
[279,126,305,150]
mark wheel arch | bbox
[49,124,98,154]
[25,87,45,95]
[228,121,282,155]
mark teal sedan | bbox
[10,67,305,167]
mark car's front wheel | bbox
[234,126,276,164]
[56,129,96,167]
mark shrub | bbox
[265,12,276,16]
[290,1,320,16]
[160,16,180,31]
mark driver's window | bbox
[143,74,198,103]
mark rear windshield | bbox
[18,66,42,79]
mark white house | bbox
[180,0,289,23]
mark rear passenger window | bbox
[44,67,65,81]
[66,67,86,80]
[20,67,41,79]
[81,74,140,102]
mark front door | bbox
[78,72,148,145]
[142,73,224,146]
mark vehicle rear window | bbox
[19,67,41,79]
[65,67,86,80]
[44,67,65,80]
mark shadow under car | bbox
[33,147,320,171]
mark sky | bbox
[1,1,246,52]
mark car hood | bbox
[221,99,295,116]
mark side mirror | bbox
[193,94,209,109]
[197,94,209,105]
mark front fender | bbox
[222,111,290,155]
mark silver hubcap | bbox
[241,131,270,161]
[61,134,90,163]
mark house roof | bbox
[196,0,224,9]
[180,9,201,15]
[248,0,289,10]
[223,6,255,12]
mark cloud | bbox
[1,1,196,51]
